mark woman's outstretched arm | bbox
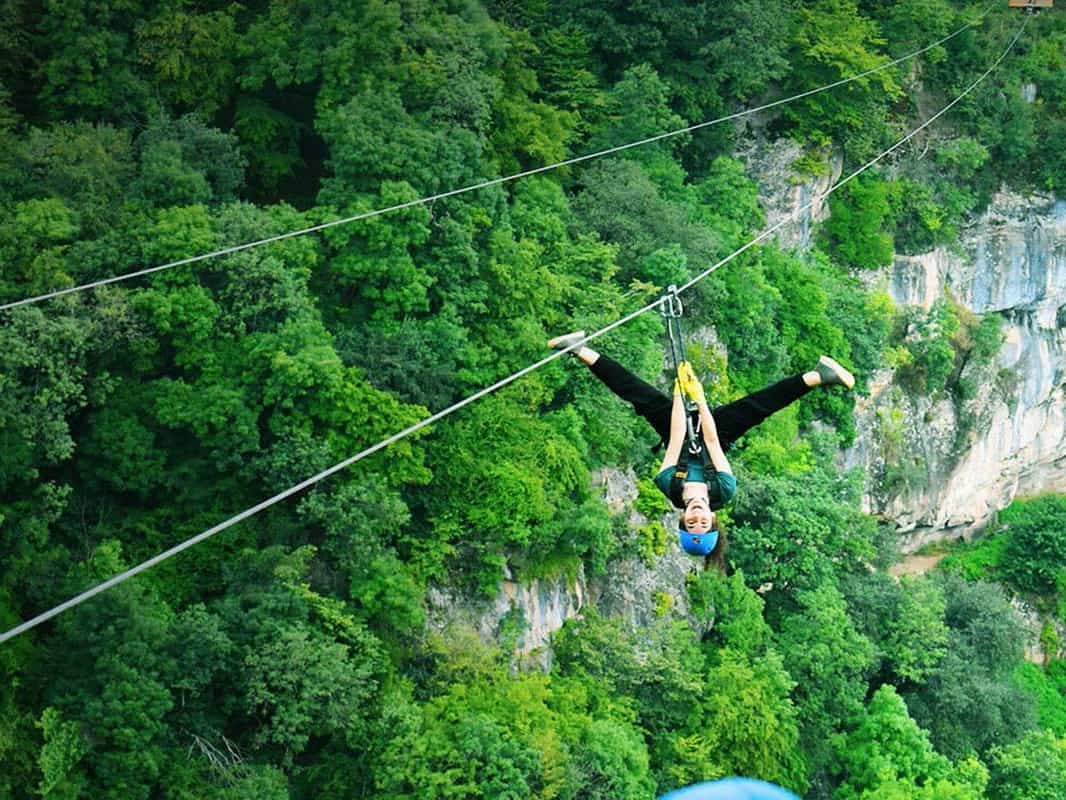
[678,361,732,476]
[698,401,732,475]
[659,388,688,473]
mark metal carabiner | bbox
[660,284,683,319]
[685,392,703,456]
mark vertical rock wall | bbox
[851,195,1066,548]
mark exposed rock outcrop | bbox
[425,467,705,667]
[741,137,844,251]
[849,194,1066,550]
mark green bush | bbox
[940,531,1010,582]
[893,298,960,396]
[1002,496,1066,596]
[1015,662,1066,735]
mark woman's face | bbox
[683,497,716,534]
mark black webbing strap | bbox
[659,285,702,457]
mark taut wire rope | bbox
[1,11,993,313]
[0,15,1027,645]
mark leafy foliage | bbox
[822,175,896,270]
[902,575,1036,759]
[1001,496,1066,596]
[727,455,878,595]
[1014,663,1066,736]
[985,730,1066,800]
[1,2,1062,798]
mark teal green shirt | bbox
[654,460,737,511]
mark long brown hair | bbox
[705,520,729,572]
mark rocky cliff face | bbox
[425,467,707,667]
[847,194,1066,550]
[740,137,844,250]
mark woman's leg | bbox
[711,374,814,448]
[710,357,854,447]
[584,352,673,443]
[549,333,675,439]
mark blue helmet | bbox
[678,528,718,556]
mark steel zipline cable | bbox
[0,16,1027,645]
[0,10,996,313]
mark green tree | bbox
[11,122,134,236]
[689,156,765,252]
[727,460,877,595]
[761,249,858,440]
[376,703,543,800]
[1001,495,1066,596]
[884,576,949,685]
[0,591,38,797]
[903,575,1035,759]
[879,0,957,58]
[131,115,246,207]
[41,541,176,800]
[700,648,805,793]
[316,181,434,325]
[689,569,774,659]
[775,584,876,782]
[553,609,702,732]
[822,175,896,270]
[832,685,953,800]
[424,392,600,590]
[1014,663,1066,736]
[528,23,608,136]
[36,0,155,121]
[568,718,656,800]
[231,96,306,200]
[0,307,89,615]
[572,158,713,279]
[783,0,901,160]
[688,571,805,791]
[1026,30,1066,193]
[986,730,1066,800]
[245,624,382,765]
[893,299,961,396]
[486,27,577,176]
[214,546,389,776]
[133,4,240,115]
[699,0,793,103]
[0,198,77,306]
[840,572,951,688]
[0,0,34,109]
[36,707,87,800]
[298,480,425,638]
[585,64,688,164]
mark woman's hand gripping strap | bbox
[677,361,706,406]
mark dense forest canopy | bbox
[1,1,1065,798]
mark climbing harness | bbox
[660,285,718,559]
[660,284,703,458]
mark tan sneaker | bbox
[816,356,855,389]
[547,331,586,352]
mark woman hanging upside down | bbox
[547,331,855,558]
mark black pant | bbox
[589,354,812,450]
